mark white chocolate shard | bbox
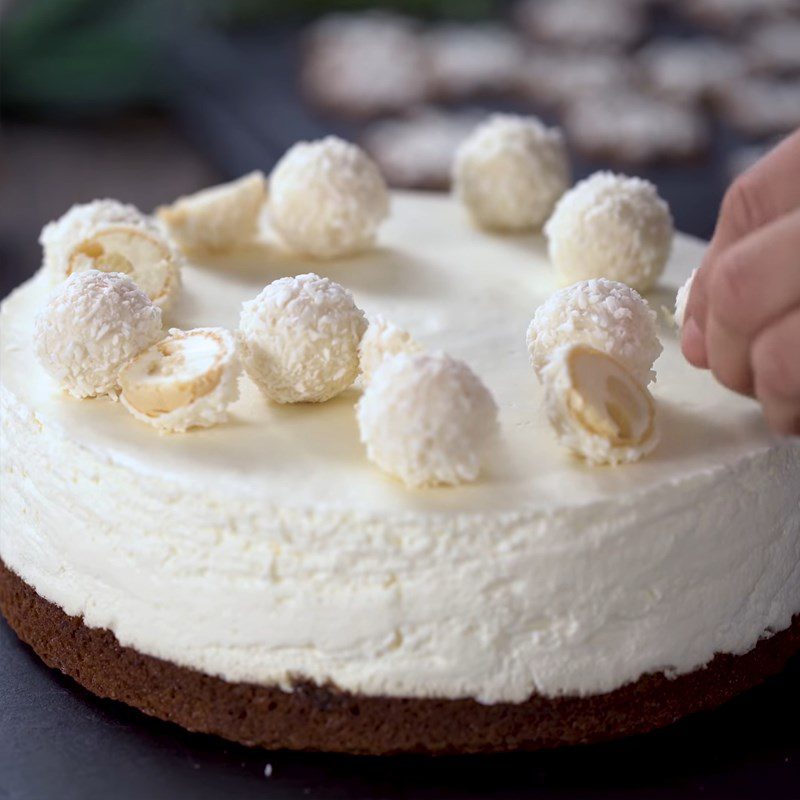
[238,273,367,404]
[34,270,163,399]
[41,199,182,310]
[119,327,240,433]
[527,279,663,386]
[156,171,267,254]
[356,351,498,488]
[544,171,673,293]
[674,267,698,330]
[541,344,659,466]
[453,113,569,231]
[268,137,389,259]
[358,314,422,384]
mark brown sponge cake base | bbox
[2,559,799,756]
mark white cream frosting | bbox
[1,192,799,704]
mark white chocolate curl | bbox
[356,351,498,488]
[238,273,367,404]
[119,327,241,433]
[358,314,422,384]
[453,114,570,231]
[34,270,163,399]
[545,171,673,292]
[156,172,267,254]
[40,199,182,310]
[542,344,659,466]
[527,279,662,386]
[268,137,389,258]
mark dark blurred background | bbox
[2,0,800,300]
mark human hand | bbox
[681,129,800,435]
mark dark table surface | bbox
[2,614,799,800]
[2,18,799,800]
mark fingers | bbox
[712,129,800,252]
[752,305,800,436]
[703,208,800,395]
[682,130,800,365]
[681,271,710,368]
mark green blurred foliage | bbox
[0,0,498,117]
[209,0,498,24]
[1,0,185,115]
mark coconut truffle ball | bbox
[119,327,241,433]
[453,114,570,231]
[356,351,498,488]
[39,199,183,310]
[358,314,422,383]
[527,279,662,385]
[545,172,673,292]
[269,137,389,259]
[238,273,367,403]
[541,344,659,466]
[674,267,699,330]
[34,270,163,398]
[40,199,140,273]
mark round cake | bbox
[1,191,799,755]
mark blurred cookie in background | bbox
[745,19,800,75]
[717,78,800,138]
[423,24,527,100]
[362,109,483,190]
[514,0,647,50]
[302,13,430,118]
[564,91,709,164]
[680,0,799,32]
[521,49,635,109]
[638,39,745,105]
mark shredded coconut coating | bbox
[356,351,498,488]
[238,273,367,404]
[358,314,422,384]
[34,270,163,399]
[453,114,570,231]
[269,137,389,259]
[545,171,673,292]
[527,279,662,385]
[39,199,183,310]
[157,172,267,254]
[541,345,659,466]
[119,327,241,434]
[674,267,698,330]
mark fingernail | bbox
[682,316,708,367]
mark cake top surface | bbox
[0,191,781,516]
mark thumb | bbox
[682,129,800,367]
